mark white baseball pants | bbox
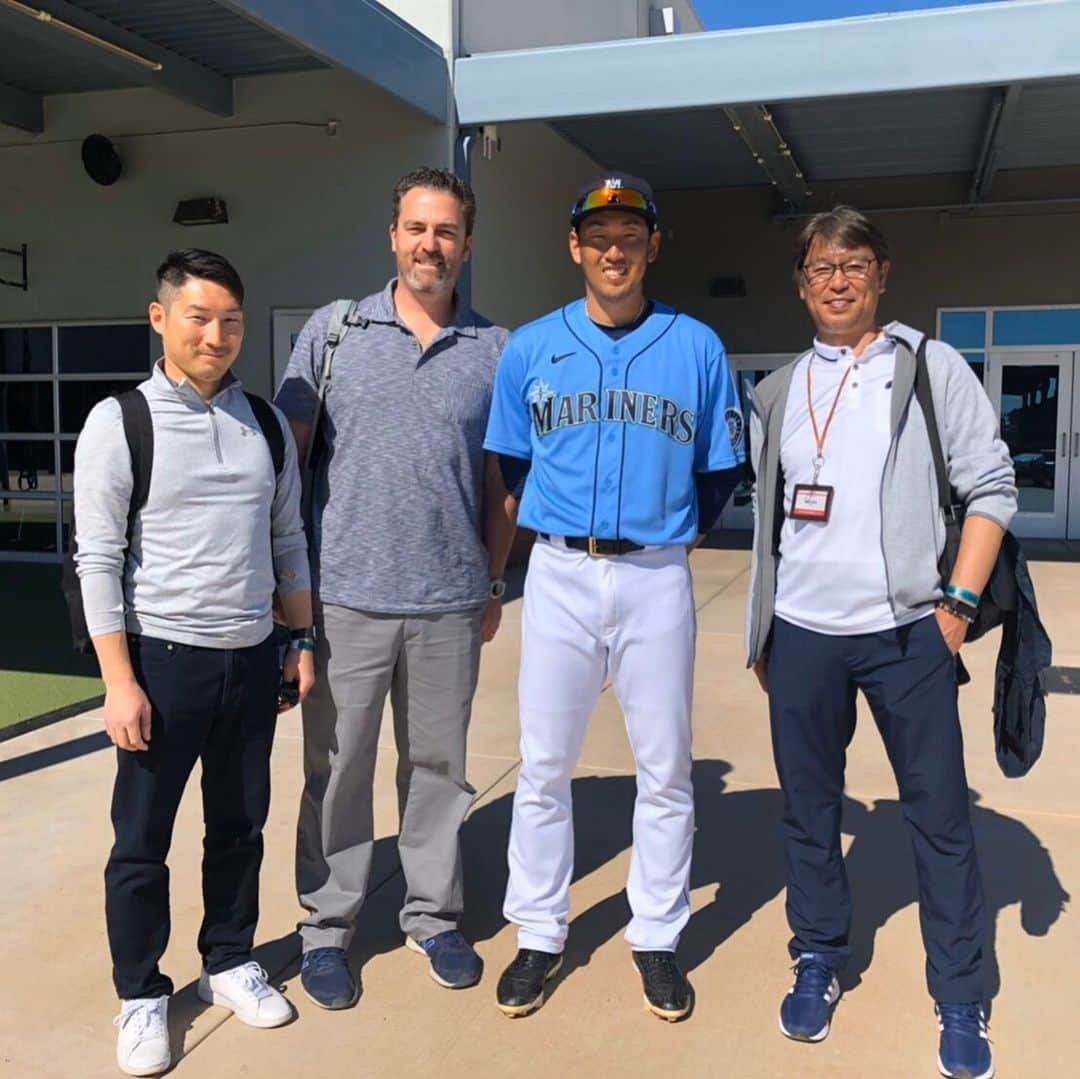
[504,537,696,954]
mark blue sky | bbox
[694,0,1005,30]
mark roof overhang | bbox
[217,0,449,123]
[454,0,1080,125]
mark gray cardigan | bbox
[744,322,1017,665]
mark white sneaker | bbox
[198,961,292,1028]
[114,996,170,1077]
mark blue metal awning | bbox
[454,0,1080,124]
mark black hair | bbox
[392,167,476,236]
[156,249,244,306]
[793,205,890,279]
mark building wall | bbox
[470,122,600,329]
[460,0,701,54]
[649,177,1080,354]
[0,69,447,395]
[381,0,452,52]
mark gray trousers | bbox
[296,603,483,949]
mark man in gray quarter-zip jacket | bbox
[744,207,1015,1079]
[74,250,314,1078]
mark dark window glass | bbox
[1000,364,1059,514]
[0,381,54,434]
[0,327,52,374]
[1,438,57,497]
[58,324,152,374]
[60,439,75,492]
[60,378,142,434]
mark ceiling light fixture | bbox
[0,0,163,72]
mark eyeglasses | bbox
[801,257,877,286]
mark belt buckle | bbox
[587,536,608,558]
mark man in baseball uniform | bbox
[483,174,744,1020]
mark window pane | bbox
[940,311,986,350]
[992,309,1080,347]
[60,378,142,434]
[0,511,58,553]
[1,439,58,495]
[999,364,1059,514]
[58,324,153,374]
[0,381,53,434]
[0,327,52,374]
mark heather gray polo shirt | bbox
[275,279,509,613]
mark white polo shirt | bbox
[773,328,934,635]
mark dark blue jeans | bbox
[105,633,278,1000]
[767,615,985,1004]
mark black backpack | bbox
[61,388,285,654]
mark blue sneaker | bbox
[937,1003,994,1078]
[300,947,359,1010]
[779,953,841,1042]
[406,930,483,989]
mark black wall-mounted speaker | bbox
[81,135,122,186]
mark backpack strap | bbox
[908,335,963,522]
[115,389,153,535]
[243,391,285,477]
[306,298,365,472]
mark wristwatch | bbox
[489,578,507,600]
[289,625,317,652]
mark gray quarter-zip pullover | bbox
[74,360,309,648]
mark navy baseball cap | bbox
[571,173,658,231]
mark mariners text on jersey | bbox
[484,299,745,546]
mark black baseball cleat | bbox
[495,949,563,1018]
[632,950,693,1021]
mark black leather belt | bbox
[542,534,645,557]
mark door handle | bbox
[1065,433,1069,457]
[1074,432,1079,458]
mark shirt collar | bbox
[153,357,240,405]
[812,328,895,365]
[358,278,479,339]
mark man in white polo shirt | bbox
[745,206,1016,1079]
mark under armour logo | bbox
[551,352,574,365]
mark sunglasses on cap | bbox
[572,185,657,228]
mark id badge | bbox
[791,483,834,522]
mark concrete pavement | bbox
[1,548,1076,1078]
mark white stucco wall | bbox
[470,121,601,329]
[0,70,447,395]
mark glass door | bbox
[986,350,1074,539]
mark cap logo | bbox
[603,177,624,189]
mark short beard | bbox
[402,261,452,295]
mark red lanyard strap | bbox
[806,358,852,463]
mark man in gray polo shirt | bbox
[275,167,510,1007]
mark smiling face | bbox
[390,185,472,299]
[797,234,889,345]
[148,276,243,397]
[569,209,660,314]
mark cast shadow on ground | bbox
[165,759,1069,1058]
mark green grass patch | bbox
[0,564,103,730]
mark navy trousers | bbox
[767,615,985,1004]
[105,633,279,1000]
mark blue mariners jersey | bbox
[484,299,745,545]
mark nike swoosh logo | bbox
[551,352,575,364]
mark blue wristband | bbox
[290,638,315,653]
[945,584,980,606]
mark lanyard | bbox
[806,357,853,483]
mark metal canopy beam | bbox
[723,104,810,210]
[0,0,233,117]
[0,80,43,133]
[454,0,1080,124]
[969,83,1024,203]
[217,0,449,123]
